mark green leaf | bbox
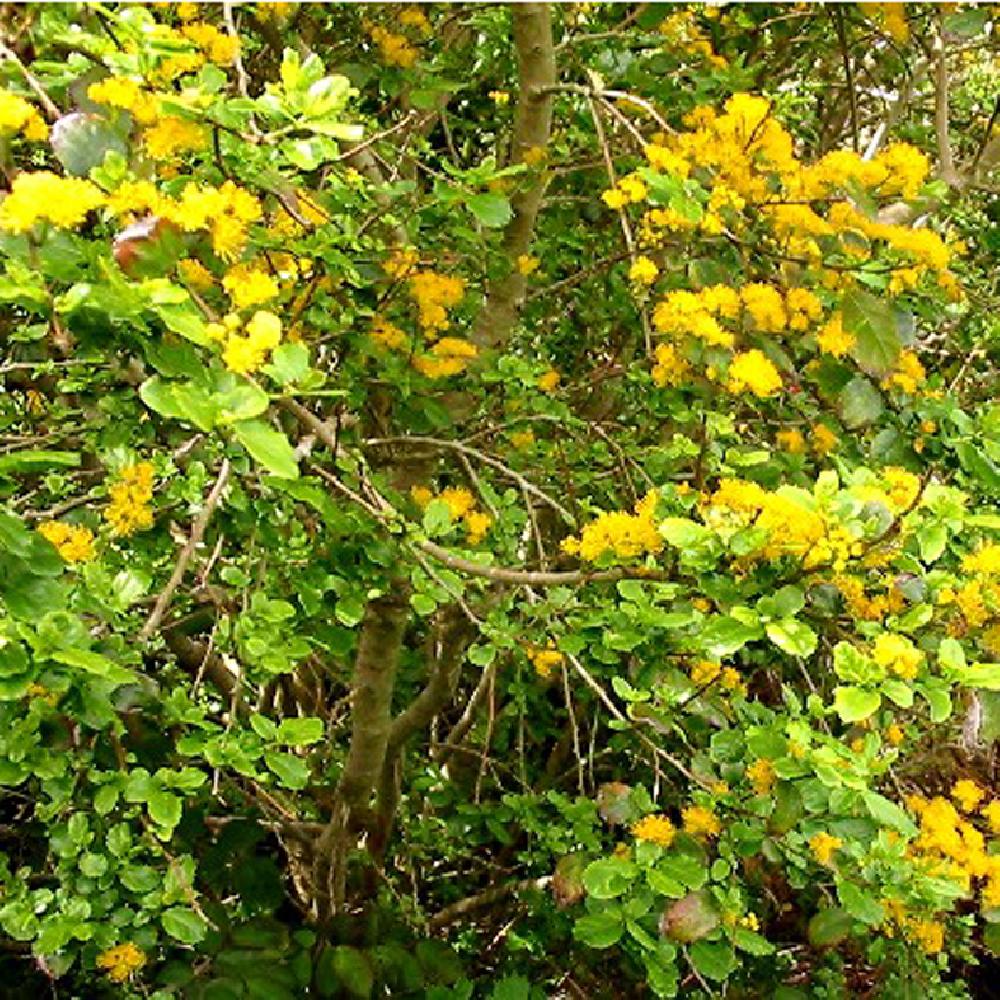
[263,342,310,385]
[700,616,761,658]
[838,376,883,429]
[50,111,128,177]
[330,945,375,999]
[490,977,530,1000]
[264,750,310,789]
[422,499,453,536]
[582,858,638,899]
[162,907,207,945]
[938,637,966,671]
[147,789,182,830]
[842,288,903,376]
[920,682,952,722]
[807,908,853,948]
[862,791,917,836]
[688,940,736,982]
[766,619,817,658]
[140,377,219,431]
[0,451,81,476]
[837,881,884,926]
[232,419,299,479]
[659,518,711,547]
[466,192,513,228]
[276,717,324,745]
[918,521,948,563]
[882,679,913,708]
[733,926,775,956]
[832,685,881,723]
[573,910,623,949]
[48,648,135,686]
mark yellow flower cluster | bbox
[0,90,48,141]
[37,522,95,563]
[861,2,910,43]
[207,310,283,375]
[517,254,540,276]
[808,831,843,866]
[526,641,564,679]
[537,368,560,393]
[651,342,690,387]
[408,271,466,332]
[963,544,1000,577]
[746,758,776,796]
[143,115,207,160]
[904,784,1000,917]
[370,315,408,351]
[659,10,727,69]
[881,349,927,395]
[682,805,721,839]
[96,942,146,983]
[872,633,923,680]
[0,172,104,234]
[181,21,240,65]
[832,574,905,623]
[689,660,744,694]
[87,77,158,123]
[629,256,659,287]
[601,174,648,210]
[222,263,280,309]
[411,485,492,545]
[369,24,419,68]
[632,813,676,847]
[726,349,782,398]
[561,490,662,563]
[178,258,215,290]
[413,337,478,379]
[105,462,155,537]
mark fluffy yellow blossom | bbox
[87,77,157,123]
[221,311,282,374]
[223,264,280,309]
[601,187,628,211]
[0,91,48,141]
[909,920,944,955]
[882,350,926,395]
[951,779,985,813]
[747,758,776,795]
[408,271,465,332]
[182,22,240,64]
[815,313,856,358]
[882,467,920,512]
[632,814,676,847]
[370,315,408,351]
[517,254,540,276]
[37,522,95,563]
[811,424,839,457]
[727,350,782,398]
[369,25,419,67]
[741,284,786,332]
[809,832,843,865]
[682,805,721,839]
[410,485,434,508]
[982,801,1000,836]
[886,723,905,747]
[872,633,923,680]
[413,337,477,378]
[489,90,510,106]
[106,462,155,537]
[963,544,1000,576]
[438,487,476,520]
[629,256,659,286]
[690,660,721,687]
[651,342,690,387]
[562,491,662,563]
[96,942,146,983]
[178,258,215,290]
[526,642,564,679]
[785,287,823,331]
[464,510,492,545]
[0,172,104,234]
[383,247,419,279]
[143,115,207,159]
[511,430,535,449]
[777,429,806,454]
[537,369,560,393]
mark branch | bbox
[428,877,551,931]
[140,459,230,642]
[933,17,962,189]
[470,3,556,351]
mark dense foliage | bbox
[1,2,1000,997]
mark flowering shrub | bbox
[0,3,999,998]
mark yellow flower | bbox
[872,633,922,680]
[618,174,647,203]
[178,258,215,290]
[464,510,492,545]
[537,369,560,393]
[746,758,775,795]
[412,337,477,378]
[0,91,48,141]
[629,256,659,287]
[727,350,782,398]
[410,485,434,508]
[37,522,94,563]
[651,342,690,387]
[489,90,510,106]
[982,800,1000,835]
[526,641,564,679]
[740,283,786,333]
[510,430,535,449]
[223,264,280,309]
[808,832,843,866]
[561,490,662,563]
[602,188,627,210]
[370,315,407,351]
[690,660,721,686]
[96,942,146,983]
[438,487,476,520]
[0,172,104,234]
[408,271,465,331]
[776,429,805,454]
[143,115,207,159]
[951,779,984,813]
[682,805,721,839]
[632,814,676,847]
[885,723,905,747]
[516,254,540,276]
[87,77,157,123]
[963,544,1000,576]
[815,312,856,358]
[811,423,838,457]
[522,145,548,167]
[909,920,944,955]
[105,462,155,537]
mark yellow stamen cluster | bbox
[808,832,843,866]
[208,310,283,375]
[105,462,155,537]
[37,522,95,564]
[525,642,564,679]
[872,633,923,680]
[561,490,662,563]
[96,942,146,983]
[746,758,776,796]
[368,24,419,68]
[411,485,492,545]
[632,813,677,847]
[0,90,48,141]
[682,805,722,839]
[222,263,280,309]
[0,172,104,234]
